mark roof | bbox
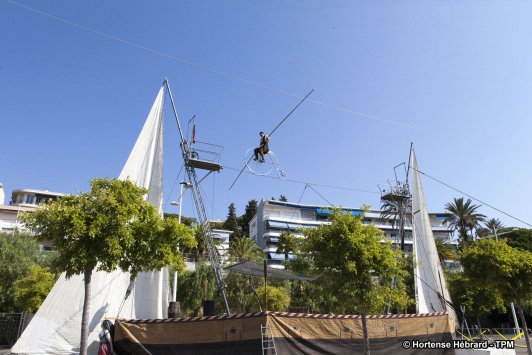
[11,189,65,197]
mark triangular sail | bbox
[411,149,456,320]
[12,84,168,355]
[119,85,165,211]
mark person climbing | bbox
[253,131,270,162]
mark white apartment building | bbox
[0,187,65,250]
[249,199,455,267]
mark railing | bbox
[456,327,529,349]
[189,141,224,164]
[0,312,34,346]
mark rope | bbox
[223,165,379,194]
[307,184,333,206]
[7,0,532,152]
[411,166,532,228]
[228,90,314,190]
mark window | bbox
[301,211,314,221]
[251,221,256,229]
[25,195,35,204]
[16,194,23,203]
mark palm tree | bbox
[434,238,457,264]
[484,218,504,235]
[276,231,298,261]
[228,237,264,261]
[380,198,412,230]
[443,198,486,243]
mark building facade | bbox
[249,199,455,267]
[0,188,65,250]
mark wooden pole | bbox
[264,260,268,312]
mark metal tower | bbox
[165,79,231,315]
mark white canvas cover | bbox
[411,149,456,320]
[12,85,169,354]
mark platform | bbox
[381,192,411,202]
[186,157,223,172]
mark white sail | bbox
[119,85,165,211]
[411,149,456,320]
[12,84,168,355]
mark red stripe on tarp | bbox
[119,311,448,323]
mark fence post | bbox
[17,312,25,340]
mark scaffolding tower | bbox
[165,79,230,315]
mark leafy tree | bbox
[176,260,217,316]
[164,213,196,227]
[301,207,408,355]
[285,253,340,314]
[223,203,240,239]
[447,271,505,327]
[434,238,457,264]
[248,285,290,312]
[186,224,222,257]
[279,195,288,202]
[14,265,56,313]
[0,231,44,311]
[228,237,264,261]
[239,199,258,237]
[276,231,299,261]
[444,198,486,243]
[224,272,263,313]
[20,177,196,355]
[501,228,532,253]
[460,239,532,354]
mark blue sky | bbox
[2,1,531,230]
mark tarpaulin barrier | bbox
[115,311,455,355]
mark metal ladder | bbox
[165,78,231,315]
[261,324,277,355]
[184,161,231,314]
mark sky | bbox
[1,0,532,230]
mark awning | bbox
[316,208,361,216]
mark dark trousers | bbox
[254,147,265,160]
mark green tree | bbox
[224,272,263,313]
[301,207,408,355]
[164,213,196,227]
[447,271,506,327]
[228,237,264,261]
[14,265,56,313]
[248,285,290,312]
[239,199,258,237]
[460,239,532,355]
[176,260,217,316]
[0,231,44,311]
[186,224,222,257]
[434,238,457,264]
[285,253,340,314]
[444,198,486,243]
[20,177,196,355]
[276,231,298,261]
[223,203,240,239]
[501,228,532,253]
